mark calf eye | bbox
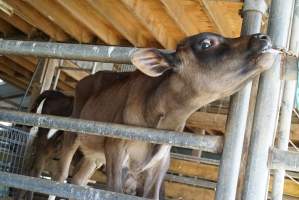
[200,39,212,49]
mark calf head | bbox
[132,32,276,104]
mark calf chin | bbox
[255,51,278,71]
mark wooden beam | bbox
[25,0,95,43]
[58,72,77,88]
[290,124,299,143]
[0,74,26,90]
[161,0,217,36]
[56,81,74,92]
[0,57,32,79]
[187,112,227,133]
[169,158,218,181]
[5,55,36,72]
[61,60,89,81]
[165,182,215,200]
[0,17,17,37]
[23,56,37,65]
[121,0,185,49]
[269,177,299,197]
[186,112,299,143]
[56,0,128,45]
[3,0,69,41]
[87,0,160,47]
[200,0,243,37]
[0,62,28,86]
[40,59,58,91]
[0,11,36,35]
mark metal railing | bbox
[0,109,223,153]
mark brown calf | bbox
[53,33,276,199]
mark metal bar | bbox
[243,0,295,200]
[170,153,220,166]
[270,148,299,171]
[0,93,24,101]
[57,66,91,71]
[18,58,45,111]
[271,81,297,199]
[0,109,223,153]
[165,174,216,189]
[272,2,299,198]
[216,1,266,200]
[0,39,137,64]
[0,171,145,200]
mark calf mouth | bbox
[254,47,279,71]
[261,48,280,54]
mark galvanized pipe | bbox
[272,2,299,197]
[269,148,299,171]
[165,174,216,189]
[0,39,137,64]
[0,171,144,200]
[0,109,223,153]
[215,1,267,200]
[271,81,297,199]
[243,0,295,200]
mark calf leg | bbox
[52,144,78,183]
[47,138,78,200]
[105,139,127,193]
[71,158,102,186]
[143,152,170,200]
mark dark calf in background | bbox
[16,90,73,200]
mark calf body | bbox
[55,33,276,199]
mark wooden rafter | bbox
[0,11,36,36]
[3,0,69,41]
[5,55,36,72]
[61,60,89,81]
[0,57,32,79]
[161,0,217,36]
[0,17,17,37]
[87,0,160,47]
[0,62,28,86]
[24,0,95,43]
[121,0,185,49]
[56,0,128,45]
[4,55,75,91]
[0,74,27,90]
[200,0,242,37]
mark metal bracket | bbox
[280,53,298,80]
[243,0,268,14]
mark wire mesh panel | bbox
[0,124,31,198]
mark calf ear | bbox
[131,48,176,77]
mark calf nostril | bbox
[253,34,269,41]
[259,35,269,40]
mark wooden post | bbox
[28,58,58,111]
